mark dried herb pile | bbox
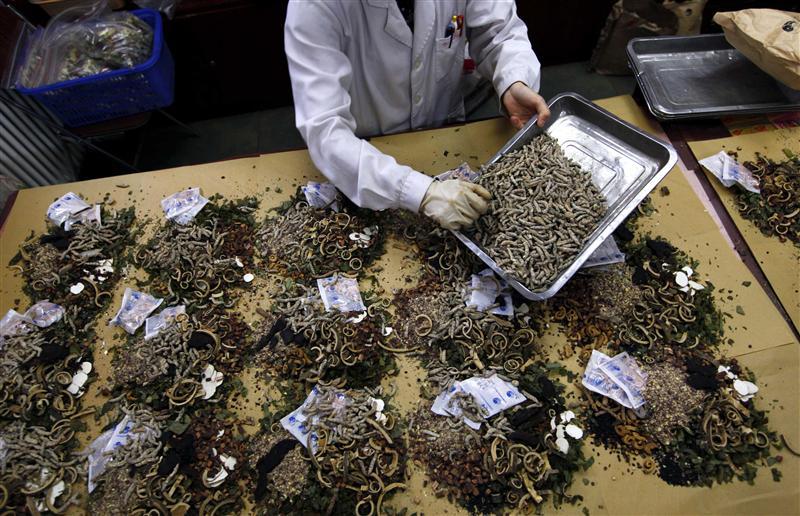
[253,280,397,388]
[735,151,800,245]
[11,205,137,333]
[2,202,138,513]
[135,195,258,322]
[551,227,783,488]
[257,192,386,279]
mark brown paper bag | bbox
[714,9,800,90]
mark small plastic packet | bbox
[110,288,163,334]
[23,301,65,328]
[582,350,648,409]
[317,275,366,313]
[64,204,101,231]
[0,309,34,338]
[432,374,524,429]
[466,268,513,317]
[582,237,626,268]
[47,192,91,226]
[436,162,480,182]
[161,187,210,225]
[281,386,321,452]
[699,151,761,193]
[600,352,648,409]
[85,414,156,493]
[302,182,340,211]
[144,305,185,340]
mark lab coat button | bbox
[414,94,422,104]
[414,57,422,70]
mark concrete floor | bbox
[134,61,635,171]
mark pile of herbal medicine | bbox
[3,175,795,514]
[471,134,607,290]
[1,198,139,513]
[550,211,790,487]
[735,151,800,246]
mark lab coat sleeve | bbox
[284,1,433,213]
[465,1,541,97]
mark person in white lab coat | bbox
[285,0,550,230]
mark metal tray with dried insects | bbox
[734,150,800,246]
[469,134,607,291]
[252,280,397,389]
[9,205,138,334]
[408,362,592,513]
[257,190,386,280]
[134,195,259,325]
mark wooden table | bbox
[1,95,797,515]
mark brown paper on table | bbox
[1,95,798,515]
[714,9,800,90]
[689,128,800,330]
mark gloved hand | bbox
[421,179,492,230]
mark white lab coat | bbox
[285,0,541,212]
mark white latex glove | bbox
[421,180,492,231]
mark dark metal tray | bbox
[627,34,800,120]
[454,92,677,301]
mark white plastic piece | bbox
[347,312,367,324]
[201,365,224,400]
[381,326,393,336]
[69,282,85,295]
[560,410,575,423]
[675,271,689,287]
[220,454,237,470]
[555,436,570,454]
[733,379,759,401]
[235,257,244,268]
[96,259,114,276]
[206,467,228,487]
[243,273,255,283]
[47,480,65,507]
[565,423,584,439]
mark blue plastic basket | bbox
[16,9,174,128]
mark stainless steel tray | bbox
[454,92,677,301]
[627,34,800,120]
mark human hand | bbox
[501,81,551,129]
[420,180,492,231]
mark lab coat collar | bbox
[366,0,412,48]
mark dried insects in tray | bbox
[470,134,607,291]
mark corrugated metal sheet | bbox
[0,89,82,187]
